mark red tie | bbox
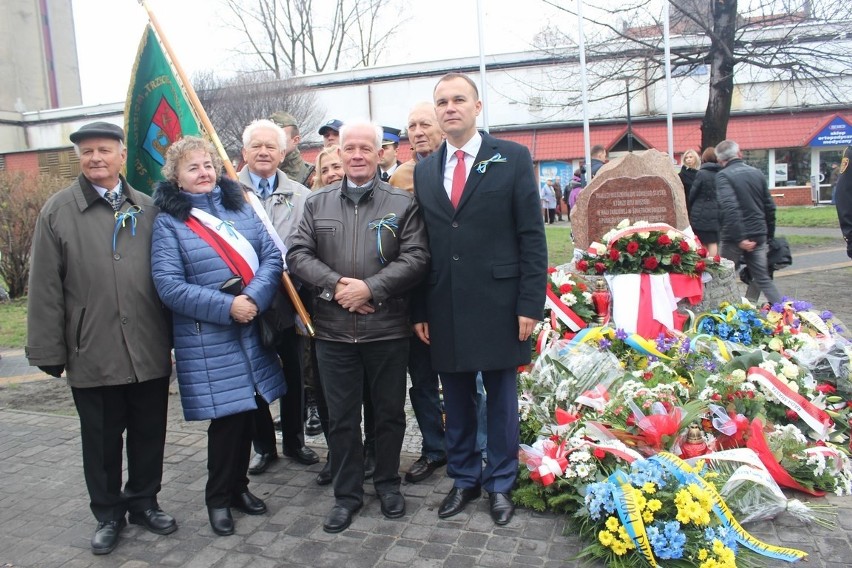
[450,149,466,208]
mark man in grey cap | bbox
[26,121,176,555]
[269,111,316,188]
[318,118,343,148]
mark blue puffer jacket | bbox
[151,177,285,421]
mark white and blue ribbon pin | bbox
[367,213,399,265]
[475,153,508,174]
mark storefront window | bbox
[774,147,810,186]
[741,150,768,183]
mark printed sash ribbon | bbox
[187,208,259,284]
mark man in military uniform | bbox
[270,111,316,188]
[835,146,852,260]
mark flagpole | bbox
[137,0,315,337]
[138,0,232,176]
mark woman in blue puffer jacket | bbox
[150,136,285,537]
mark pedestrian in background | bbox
[716,139,782,305]
[687,147,722,257]
[679,148,700,206]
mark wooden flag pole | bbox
[138,0,315,336]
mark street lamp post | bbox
[625,80,634,153]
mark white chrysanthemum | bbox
[582,291,593,303]
[617,218,631,229]
[593,242,606,256]
[730,369,746,382]
[759,360,778,374]
[638,232,650,239]
[561,294,577,306]
[575,463,592,478]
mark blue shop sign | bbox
[809,116,852,147]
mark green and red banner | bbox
[124,24,201,194]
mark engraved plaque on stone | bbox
[570,149,689,250]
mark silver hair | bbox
[714,140,740,163]
[339,120,383,150]
[241,119,288,150]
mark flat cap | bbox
[318,119,343,135]
[382,126,401,145]
[269,111,297,128]
[70,121,125,144]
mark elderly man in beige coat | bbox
[26,121,175,555]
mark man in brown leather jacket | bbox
[287,120,429,534]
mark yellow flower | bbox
[642,510,654,523]
[646,499,662,512]
[698,548,708,560]
[598,530,614,546]
[605,516,620,532]
[611,541,628,556]
[642,482,656,494]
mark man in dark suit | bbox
[412,73,547,526]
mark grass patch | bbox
[0,297,27,349]
[776,205,839,228]
[545,225,574,267]
[783,235,843,247]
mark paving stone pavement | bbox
[1,401,852,567]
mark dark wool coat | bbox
[687,162,722,232]
[412,132,547,373]
[151,177,285,421]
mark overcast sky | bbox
[71,0,569,106]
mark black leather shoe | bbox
[323,504,361,533]
[231,490,267,515]
[438,486,481,519]
[316,461,332,486]
[248,451,278,475]
[283,445,319,465]
[378,491,405,519]
[128,507,177,535]
[364,446,376,479]
[207,507,234,536]
[489,492,515,525]
[91,518,126,555]
[405,455,447,483]
[305,405,322,436]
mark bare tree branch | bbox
[531,0,852,149]
[219,0,404,75]
[193,69,323,158]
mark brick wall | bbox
[4,152,39,173]
[770,186,813,207]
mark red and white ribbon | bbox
[748,367,833,439]
[544,287,586,332]
[190,207,259,275]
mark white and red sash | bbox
[186,208,258,284]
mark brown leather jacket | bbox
[286,176,429,343]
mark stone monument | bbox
[570,149,690,251]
